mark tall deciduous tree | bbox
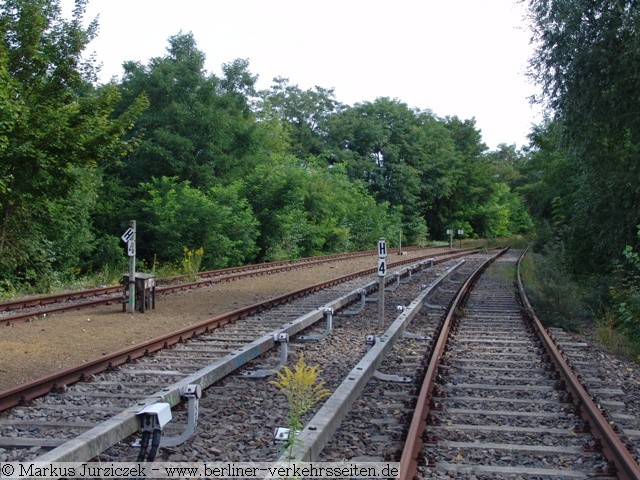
[0,0,146,290]
[325,99,526,242]
[113,33,260,189]
[527,0,640,273]
[325,98,430,244]
[518,119,576,243]
[259,77,343,160]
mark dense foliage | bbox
[0,0,531,294]
[0,0,147,291]
[522,0,640,348]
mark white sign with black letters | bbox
[378,239,387,258]
[378,258,387,277]
[121,227,134,243]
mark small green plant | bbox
[181,246,204,281]
[595,310,640,361]
[270,354,330,461]
[595,311,623,350]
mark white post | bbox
[378,238,387,328]
[128,220,136,314]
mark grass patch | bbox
[595,311,640,361]
[519,249,588,332]
[521,247,640,362]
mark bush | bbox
[608,227,640,354]
[520,248,589,331]
[90,235,129,273]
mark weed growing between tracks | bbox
[270,353,330,462]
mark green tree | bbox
[444,116,487,158]
[114,33,260,189]
[527,0,640,273]
[610,226,640,345]
[240,155,306,260]
[518,119,576,243]
[242,154,401,260]
[0,0,146,290]
[325,99,523,241]
[486,143,527,189]
[259,77,343,160]
[136,177,259,269]
[325,98,430,243]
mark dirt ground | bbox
[0,252,430,391]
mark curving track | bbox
[399,250,640,480]
[1,248,638,480]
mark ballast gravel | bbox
[0,249,639,467]
[1,254,427,392]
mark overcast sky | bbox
[62,0,543,150]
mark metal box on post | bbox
[122,273,156,313]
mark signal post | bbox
[377,238,387,328]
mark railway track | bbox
[1,248,638,480]
[0,247,449,325]
[0,248,473,411]
[0,250,477,465]
[399,250,640,480]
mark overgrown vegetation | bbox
[3,0,639,358]
[0,0,533,298]
[606,227,640,359]
[181,247,204,281]
[522,245,640,361]
[519,249,589,332]
[519,0,640,358]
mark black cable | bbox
[146,429,162,462]
[136,430,150,463]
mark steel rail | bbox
[0,252,377,314]
[0,247,441,312]
[0,250,475,412]
[20,253,472,465]
[0,286,122,312]
[0,247,459,326]
[516,250,640,480]
[399,248,640,480]
[398,249,506,480]
[275,260,468,463]
[0,255,363,323]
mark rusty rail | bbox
[0,249,475,412]
[398,248,640,480]
[516,250,640,480]
[0,247,458,326]
[398,249,504,479]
